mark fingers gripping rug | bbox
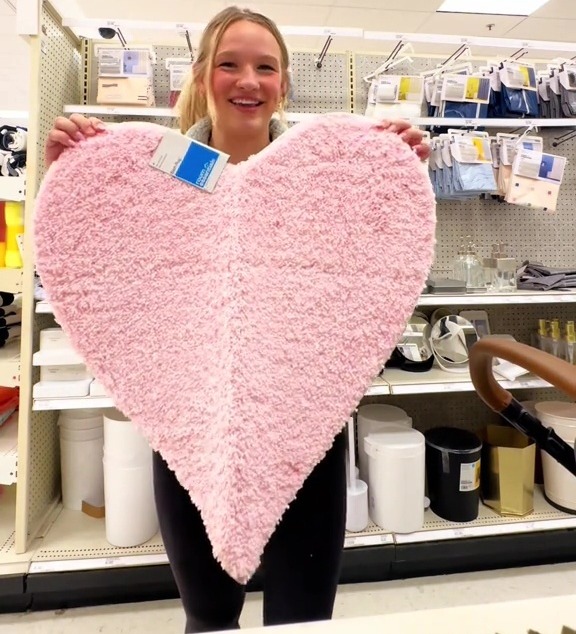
[34,113,436,583]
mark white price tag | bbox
[452,528,466,538]
[104,557,122,567]
[523,522,536,531]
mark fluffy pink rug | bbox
[34,113,436,583]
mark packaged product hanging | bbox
[505,146,566,212]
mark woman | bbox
[46,6,430,633]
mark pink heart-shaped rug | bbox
[34,113,436,583]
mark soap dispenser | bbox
[492,243,517,293]
[462,239,485,292]
[451,244,466,283]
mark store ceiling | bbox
[65,0,576,57]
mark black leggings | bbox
[153,431,346,633]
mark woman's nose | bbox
[237,66,259,90]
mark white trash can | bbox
[58,409,104,510]
[364,424,425,533]
[357,404,412,483]
[536,401,576,513]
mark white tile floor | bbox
[1,561,576,633]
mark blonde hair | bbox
[176,6,291,134]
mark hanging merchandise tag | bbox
[441,74,491,104]
[513,149,567,184]
[500,62,537,91]
[150,130,229,193]
[168,61,192,91]
[450,134,492,164]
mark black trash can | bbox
[425,426,483,522]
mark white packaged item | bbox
[356,404,412,483]
[364,425,425,533]
[33,379,92,398]
[40,364,91,382]
[39,327,72,350]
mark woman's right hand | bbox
[45,113,106,167]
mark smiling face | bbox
[208,19,286,139]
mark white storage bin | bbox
[364,424,425,533]
[536,401,576,513]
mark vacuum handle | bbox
[469,338,576,413]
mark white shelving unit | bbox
[0,414,18,486]
[63,106,576,130]
[21,485,576,571]
[418,290,576,306]
[0,176,25,203]
[381,367,549,396]
[0,341,20,388]
[33,395,114,411]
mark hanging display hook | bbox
[98,26,128,49]
[315,35,333,69]
[552,130,576,148]
[183,29,194,62]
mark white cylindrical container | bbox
[103,408,152,468]
[357,404,412,483]
[346,480,369,533]
[103,457,159,547]
[58,408,103,430]
[536,401,576,513]
[59,425,104,511]
[364,425,425,533]
[102,408,158,546]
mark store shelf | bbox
[26,486,575,575]
[0,176,25,202]
[344,487,576,548]
[382,366,549,395]
[33,395,115,411]
[63,107,576,130]
[63,104,317,123]
[0,414,17,486]
[29,507,166,573]
[0,341,20,388]
[0,268,23,293]
[418,290,576,306]
[410,118,576,128]
[396,487,576,544]
[0,485,33,574]
[365,376,390,396]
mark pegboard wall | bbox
[354,54,576,274]
[21,4,83,546]
[85,44,351,121]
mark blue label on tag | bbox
[176,142,221,188]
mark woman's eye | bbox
[259,65,276,72]
[218,62,235,68]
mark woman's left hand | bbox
[377,119,431,162]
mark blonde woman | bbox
[46,7,429,633]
